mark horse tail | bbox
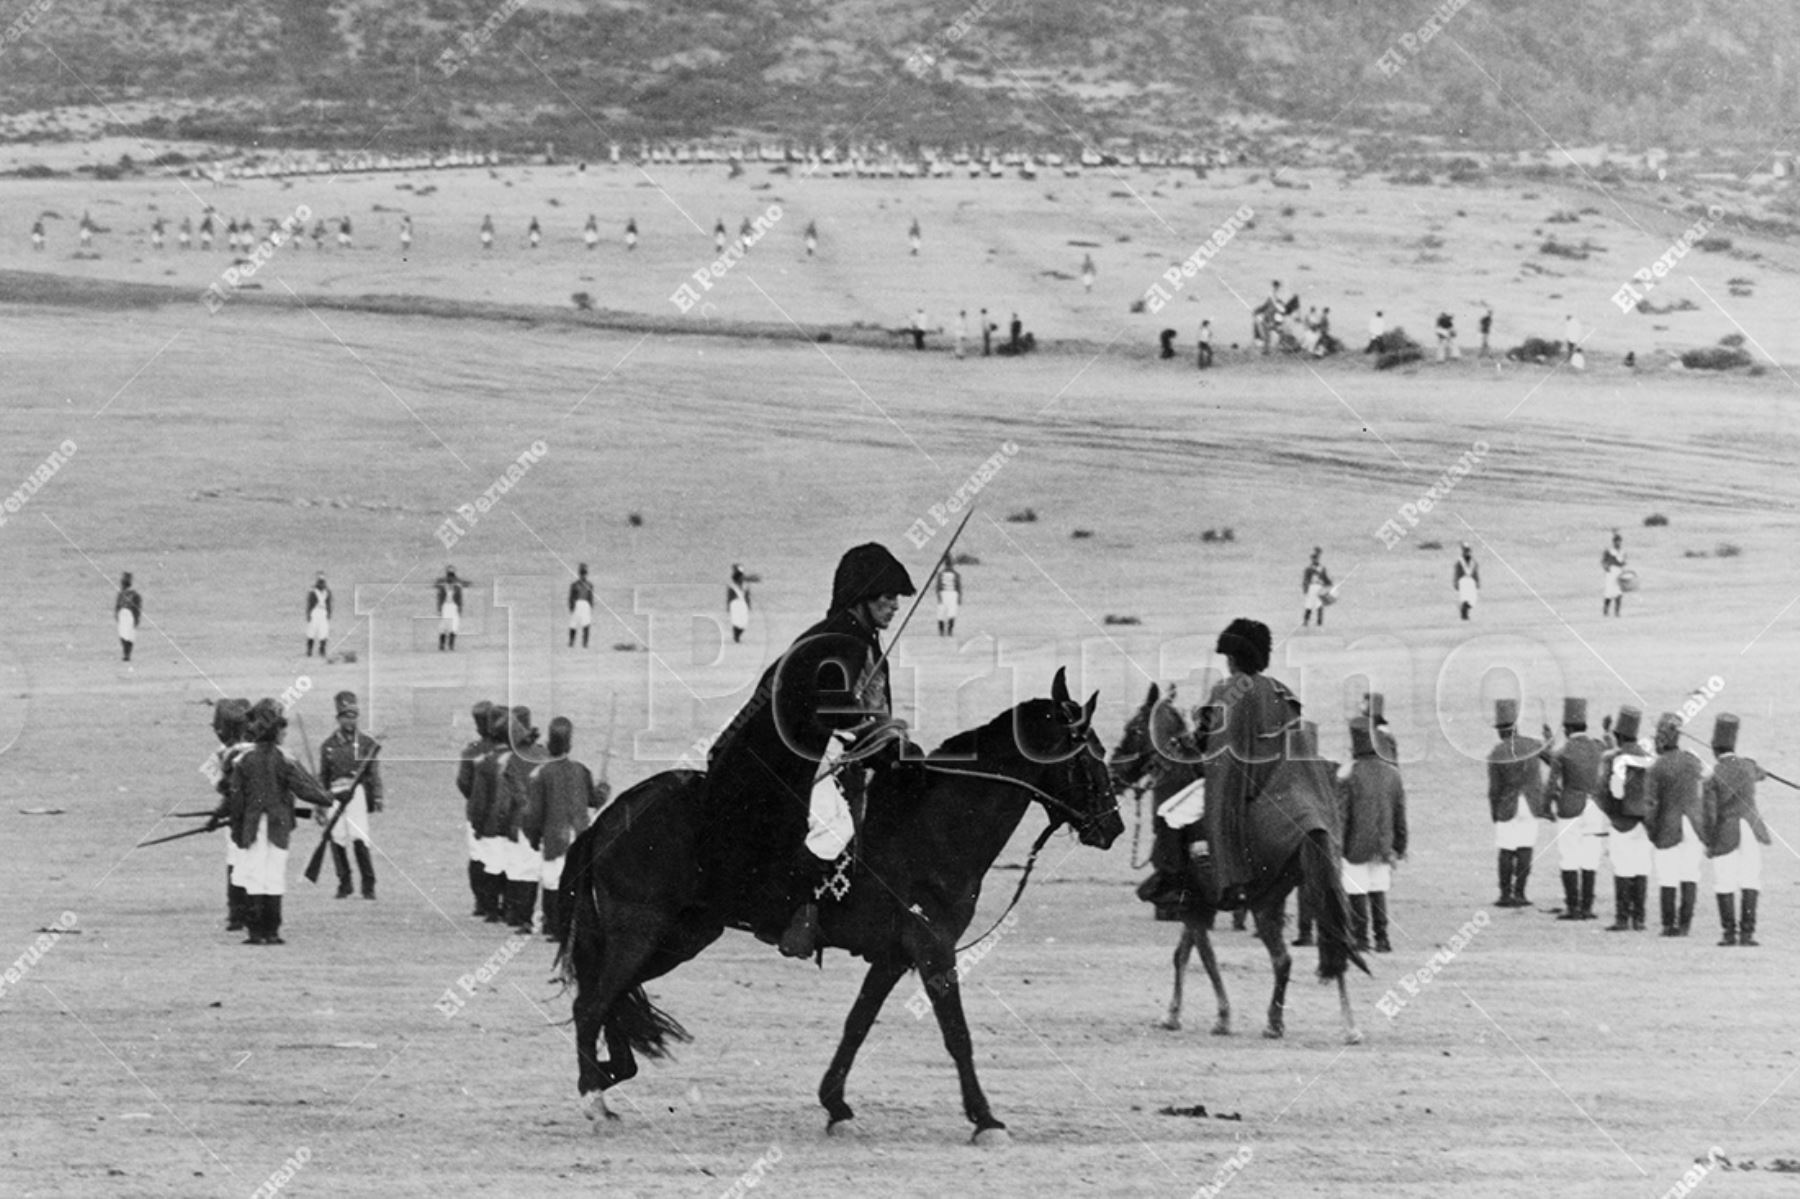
[611,984,692,1060]
[552,822,598,988]
[1301,828,1369,981]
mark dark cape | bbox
[1201,672,1303,899]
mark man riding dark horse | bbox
[1203,617,1302,905]
[701,542,917,959]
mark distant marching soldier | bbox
[583,214,599,250]
[1081,253,1096,293]
[523,716,610,941]
[909,217,921,256]
[224,699,330,945]
[1486,698,1546,907]
[178,216,192,249]
[338,216,353,249]
[935,562,961,636]
[1599,705,1654,931]
[114,571,142,662]
[1197,319,1214,369]
[150,217,165,250]
[455,700,496,915]
[1339,716,1407,952]
[79,211,95,248]
[804,220,818,256]
[1453,543,1481,621]
[31,218,45,251]
[1645,711,1705,936]
[1601,531,1627,617]
[204,698,254,931]
[727,564,752,644]
[738,216,754,248]
[311,218,326,251]
[318,690,383,900]
[399,215,412,253]
[466,704,511,920]
[435,566,465,651]
[486,706,548,932]
[199,212,215,250]
[305,574,332,658]
[624,216,638,251]
[568,563,595,649]
[981,307,995,357]
[1301,547,1332,628]
[224,217,239,253]
[1538,697,1607,920]
[527,216,541,249]
[480,214,495,251]
[714,218,727,255]
[1701,714,1772,946]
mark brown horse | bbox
[553,669,1124,1142]
[1110,682,1366,1043]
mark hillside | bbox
[1,1,1797,154]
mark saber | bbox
[870,504,976,681]
[137,823,219,849]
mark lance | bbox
[869,503,976,682]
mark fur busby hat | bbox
[334,690,358,717]
[1655,711,1681,751]
[1561,697,1587,729]
[547,715,573,757]
[1215,617,1272,674]
[213,697,251,742]
[829,543,916,614]
[1493,698,1519,729]
[1712,713,1740,753]
[246,698,287,744]
[1613,705,1642,742]
[510,704,538,746]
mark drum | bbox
[1618,568,1639,593]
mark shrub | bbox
[1644,513,1669,527]
[1005,507,1037,523]
[1680,346,1751,370]
[1507,336,1563,363]
[1695,235,1732,252]
[1539,239,1589,259]
[1715,542,1743,558]
[1071,529,1093,539]
[1719,332,1746,347]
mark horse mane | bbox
[927,697,1058,765]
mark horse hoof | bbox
[972,1126,1012,1149]
[581,1092,621,1124]
[1261,1025,1284,1040]
[1211,1021,1231,1037]
[826,1118,860,1139]
[1344,1028,1364,1046]
[1157,1017,1182,1032]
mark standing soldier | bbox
[1538,698,1608,920]
[1081,254,1096,293]
[527,216,541,249]
[523,716,610,941]
[624,216,638,251]
[435,567,465,651]
[980,307,995,357]
[1301,547,1332,628]
[178,216,192,250]
[738,216,754,248]
[909,217,921,256]
[114,572,142,662]
[1601,531,1627,617]
[1339,717,1407,953]
[1644,711,1705,936]
[204,698,254,931]
[318,690,383,900]
[480,214,495,251]
[455,700,496,916]
[804,219,818,256]
[1478,305,1494,357]
[568,563,595,649]
[224,699,330,944]
[1599,705,1654,931]
[224,217,239,253]
[31,218,46,251]
[487,706,548,932]
[713,218,727,255]
[1700,714,1772,946]
[955,309,968,359]
[305,574,331,658]
[78,211,94,249]
[337,216,353,249]
[150,217,166,250]
[1486,699,1546,907]
[935,561,961,637]
[1453,543,1481,621]
[199,212,215,250]
[399,215,413,253]
[583,214,599,251]
[727,564,752,644]
[466,704,511,920]
[1197,319,1214,369]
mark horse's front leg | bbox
[917,943,1008,1144]
[1190,917,1231,1036]
[818,957,910,1134]
[1161,925,1193,1031]
[1337,972,1363,1045]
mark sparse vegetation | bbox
[1644,513,1670,527]
[1102,614,1141,626]
[1680,345,1752,370]
[1695,235,1733,252]
[1005,507,1038,523]
[1715,542,1743,558]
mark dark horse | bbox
[554,669,1123,1142]
[1109,682,1366,1043]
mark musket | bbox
[137,823,222,849]
[1675,725,1799,789]
[303,740,383,884]
[169,808,223,819]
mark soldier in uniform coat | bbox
[435,567,466,651]
[318,690,383,900]
[1486,699,1546,907]
[1453,544,1481,621]
[1338,719,1407,952]
[115,572,142,662]
[485,706,549,932]
[1700,713,1772,946]
[204,698,254,930]
[1601,532,1627,617]
[1645,711,1706,935]
[1538,698,1608,920]
[1301,548,1332,628]
[701,542,916,959]
[465,705,511,920]
[305,574,332,658]
[455,700,496,915]
[224,699,330,944]
[568,563,595,649]
[1599,705,1654,931]
[523,716,611,941]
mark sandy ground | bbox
[2,161,1799,1198]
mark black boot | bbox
[1349,894,1371,951]
[1292,888,1315,946]
[1370,892,1392,953]
[331,844,353,898]
[1631,877,1649,931]
[354,842,377,899]
[1739,889,1760,946]
[1717,893,1738,946]
[265,896,285,945]
[319,639,327,657]
[568,629,576,647]
[1606,878,1631,931]
[448,632,456,650]
[1579,870,1598,919]
[1677,881,1696,936]
[468,860,484,916]
[226,868,242,930]
[241,895,265,944]
[438,632,447,651]
[483,871,507,921]
[1512,850,1533,907]
[541,889,562,941]
[1496,850,1514,907]
[1658,886,1679,935]
[306,639,314,657]
[582,628,590,647]
[1556,870,1581,920]
[507,880,537,932]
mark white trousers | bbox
[1341,860,1392,895]
[1713,827,1764,892]
[1493,809,1538,851]
[1653,817,1703,885]
[1608,823,1651,877]
[237,819,288,895]
[1557,801,1607,871]
[328,786,371,847]
[569,599,592,631]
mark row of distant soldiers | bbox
[1489,699,1774,945]
[457,701,612,940]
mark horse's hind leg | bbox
[1253,901,1293,1039]
[1159,926,1193,1031]
[1191,918,1231,1036]
[1337,973,1363,1045]
[571,929,663,1119]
